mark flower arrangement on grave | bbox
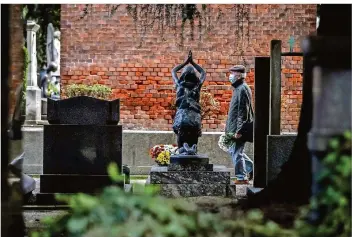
[149,144,178,166]
[218,133,236,152]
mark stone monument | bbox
[40,23,60,105]
[36,96,127,204]
[22,20,44,174]
[24,20,41,125]
[147,51,233,197]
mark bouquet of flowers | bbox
[149,144,178,166]
[218,133,236,152]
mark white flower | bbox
[218,134,230,152]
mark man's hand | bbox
[233,133,242,139]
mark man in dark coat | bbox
[225,65,254,184]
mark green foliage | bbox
[294,131,352,237]
[107,162,124,183]
[22,4,61,68]
[31,132,351,237]
[65,84,112,100]
[21,46,29,112]
[32,187,296,237]
[46,80,59,97]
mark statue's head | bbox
[54,31,61,40]
[180,65,199,86]
[46,62,58,73]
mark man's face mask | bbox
[229,74,236,84]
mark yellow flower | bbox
[156,151,170,165]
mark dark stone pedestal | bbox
[147,156,233,198]
[40,174,123,193]
[37,96,124,205]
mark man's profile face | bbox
[231,71,242,80]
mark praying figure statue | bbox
[41,23,61,99]
[171,50,206,155]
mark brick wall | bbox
[60,4,316,132]
[9,4,24,116]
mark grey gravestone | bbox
[150,166,229,184]
[267,135,296,183]
[154,183,229,198]
[147,161,233,197]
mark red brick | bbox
[57,4,315,132]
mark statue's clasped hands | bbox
[184,50,194,65]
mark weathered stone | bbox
[41,98,47,115]
[25,20,42,124]
[25,87,42,123]
[23,125,44,174]
[267,135,296,183]
[226,183,236,197]
[148,164,231,197]
[148,183,228,198]
[168,163,213,171]
[150,170,229,184]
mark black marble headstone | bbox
[43,124,122,175]
[47,96,119,125]
[38,96,123,204]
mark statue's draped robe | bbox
[172,81,202,134]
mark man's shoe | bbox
[234,179,249,185]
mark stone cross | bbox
[25,20,42,124]
[26,20,40,87]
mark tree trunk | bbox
[2,5,25,237]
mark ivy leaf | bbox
[344,130,351,140]
[67,217,89,234]
[30,232,39,237]
[265,221,280,234]
[317,168,330,181]
[247,209,264,222]
[324,152,337,165]
[329,138,339,150]
[107,162,123,182]
[144,184,160,195]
